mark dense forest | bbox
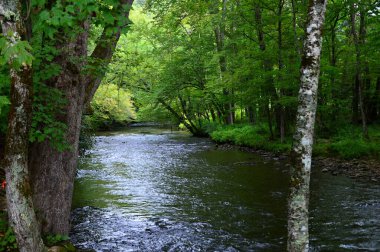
[85,0,380,157]
[0,0,379,251]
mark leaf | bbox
[0,96,10,115]
[103,12,115,24]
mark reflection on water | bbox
[71,128,380,251]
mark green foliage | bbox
[0,228,17,252]
[0,213,17,252]
[0,96,10,118]
[329,139,379,159]
[88,83,136,130]
[0,36,34,69]
[210,124,291,153]
[314,126,380,159]
[210,124,380,159]
[43,234,70,247]
[29,85,69,151]
[0,0,378,161]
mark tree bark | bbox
[29,0,134,234]
[0,1,46,251]
[287,0,327,251]
[350,2,368,139]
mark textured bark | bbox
[29,51,86,234]
[287,0,327,251]
[29,0,134,234]
[1,1,46,251]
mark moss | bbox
[19,177,32,198]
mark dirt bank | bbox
[216,143,380,182]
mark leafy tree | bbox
[1,0,135,235]
[88,83,135,130]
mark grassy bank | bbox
[208,124,380,160]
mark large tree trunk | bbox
[287,0,327,251]
[1,1,46,251]
[29,66,86,234]
[28,0,134,235]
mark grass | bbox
[208,123,380,160]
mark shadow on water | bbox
[71,127,380,251]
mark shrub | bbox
[329,139,379,159]
[0,212,17,252]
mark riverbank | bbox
[215,143,380,181]
[209,123,380,181]
[209,124,380,159]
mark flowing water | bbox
[70,127,380,251]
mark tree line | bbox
[104,0,379,140]
[0,0,379,251]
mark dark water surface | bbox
[71,128,380,251]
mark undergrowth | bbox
[0,212,17,252]
[209,123,380,159]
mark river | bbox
[70,127,380,251]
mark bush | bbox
[329,139,379,159]
[0,212,17,252]
[210,124,291,153]
[88,83,136,130]
[207,122,380,159]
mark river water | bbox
[70,128,380,251]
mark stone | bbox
[48,246,67,252]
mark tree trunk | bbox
[329,14,339,121]
[287,0,327,251]
[278,0,285,143]
[1,1,46,251]
[29,68,86,234]
[158,98,202,136]
[376,77,380,119]
[247,106,255,124]
[28,0,134,234]
[352,75,360,123]
[350,3,368,139]
[254,3,278,138]
[214,0,234,125]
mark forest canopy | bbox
[85,0,380,158]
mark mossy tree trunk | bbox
[0,1,46,251]
[28,0,134,235]
[287,0,327,251]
